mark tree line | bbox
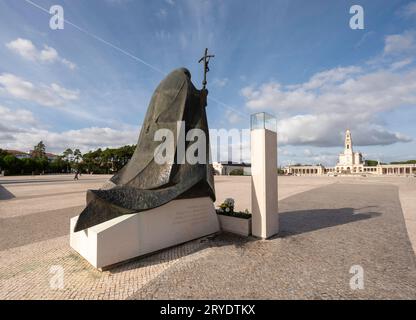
[0,141,136,176]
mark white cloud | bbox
[278,147,339,167]
[6,38,76,70]
[301,66,362,90]
[39,127,138,152]
[390,58,413,71]
[224,109,243,125]
[0,105,37,126]
[240,30,416,148]
[0,105,138,153]
[5,127,138,154]
[241,68,416,115]
[383,30,416,56]
[38,45,58,62]
[277,113,411,147]
[278,147,296,157]
[398,1,416,18]
[0,105,38,142]
[0,73,79,107]
[213,77,229,88]
[50,83,79,101]
[6,38,37,61]
[61,58,77,70]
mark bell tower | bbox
[345,129,353,154]
[336,129,363,170]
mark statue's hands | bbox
[200,89,209,108]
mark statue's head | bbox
[176,68,191,80]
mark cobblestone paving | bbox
[0,206,83,251]
[0,234,209,299]
[1,176,415,299]
[131,183,416,299]
[0,175,208,299]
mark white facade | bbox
[284,129,416,176]
[285,165,325,176]
[335,129,364,173]
[212,162,251,175]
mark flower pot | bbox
[217,214,252,236]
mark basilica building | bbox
[335,129,364,174]
[284,130,416,176]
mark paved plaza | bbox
[0,174,415,299]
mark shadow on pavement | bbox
[0,205,83,251]
[0,184,15,200]
[277,207,382,237]
[109,207,382,273]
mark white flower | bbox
[225,207,230,213]
[224,198,235,207]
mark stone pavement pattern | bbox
[0,175,206,299]
[0,175,415,299]
[132,183,416,299]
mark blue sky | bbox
[0,0,416,166]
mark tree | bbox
[62,148,73,172]
[0,149,7,172]
[62,148,73,161]
[32,141,47,159]
[21,158,37,174]
[50,156,67,173]
[36,157,49,174]
[0,154,4,173]
[73,149,82,162]
[2,155,21,175]
[391,160,416,165]
[101,148,116,173]
[277,168,285,175]
[0,144,135,176]
[365,160,379,167]
[82,148,103,174]
[0,148,8,158]
[72,149,83,172]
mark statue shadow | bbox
[274,206,382,238]
[0,184,15,200]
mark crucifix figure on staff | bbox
[198,48,215,90]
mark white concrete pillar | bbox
[250,113,279,239]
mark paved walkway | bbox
[131,183,416,299]
[1,175,415,299]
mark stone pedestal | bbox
[250,113,279,239]
[70,197,220,269]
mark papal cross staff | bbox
[198,48,215,90]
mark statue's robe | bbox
[74,68,215,232]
